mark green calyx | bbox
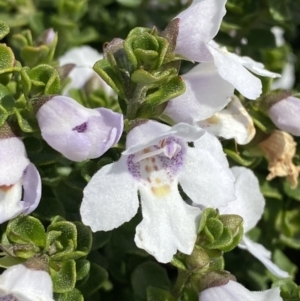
[93,21,185,121]
[197,208,244,252]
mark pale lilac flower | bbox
[0,137,41,224]
[37,96,123,162]
[0,264,54,301]
[80,121,235,263]
[199,280,282,301]
[219,167,289,278]
[267,96,300,136]
[59,46,114,96]
[174,0,280,99]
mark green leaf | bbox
[273,249,297,278]
[268,0,291,21]
[14,108,37,133]
[54,289,84,301]
[117,0,142,7]
[76,259,90,281]
[283,180,300,202]
[28,64,60,95]
[272,279,300,301]
[73,221,92,256]
[224,149,259,167]
[131,261,171,300]
[76,263,108,297]
[147,287,176,301]
[50,259,76,293]
[131,69,172,85]
[0,104,8,126]
[0,20,9,40]
[0,44,15,85]
[93,59,125,98]
[0,255,23,268]
[47,221,77,261]
[206,218,224,241]
[6,215,46,248]
[30,140,62,166]
[145,76,185,107]
[21,45,50,68]
[91,231,111,250]
[0,83,15,113]
[198,208,218,234]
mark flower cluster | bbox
[1,0,299,299]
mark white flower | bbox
[80,121,235,263]
[59,46,114,96]
[219,167,289,278]
[199,280,283,301]
[174,0,280,99]
[0,264,54,301]
[0,137,41,224]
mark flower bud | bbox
[186,246,210,271]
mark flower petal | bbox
[0,264,54,301]
[80,156,139,232]
[207,43,262,99]
[200,280,283,301]
[238,56,280,78]
[0,181,23,224]
[22,163,42,215]
[0,137,29,186]
[175,0,226,62]
[268,96,300,136]
[193,131,230,169]
[59,45,114,96]
[239,237,289,278]
[198,96,256,145]
[95,107,124,152]
[135,183,200,263]
[179,144,235,207]
[124,121,204,155]
[219,167,265,232]
[164,63,234,123]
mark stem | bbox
[126,83,148,119]
[172,270,190,298]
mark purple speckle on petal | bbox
[127,154,141,180]
[72,122,87,133]
[0,295,18,301]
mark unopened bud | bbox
[186,246,210,271]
